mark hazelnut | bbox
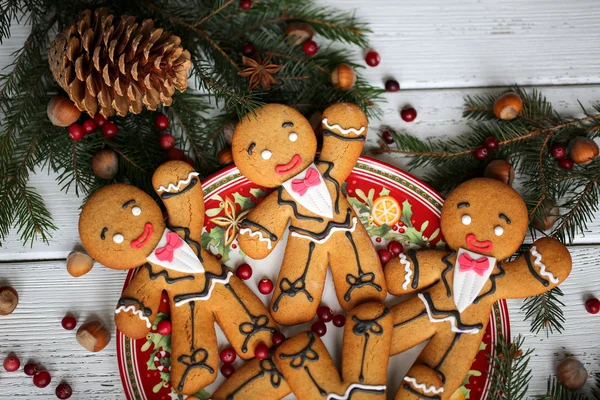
[556,358,588,390]
[493,92,523,120]
[218,148,233,165]
[76,321,110,352]
[568,137,599,165]
[47,96,81,127]
[284,23,315,46]
[532,200,560,231]
[484,160,515,186]
[0,286,19,316]
[331,64,356,91]
[92,149,119,180]
[66,251,94,277]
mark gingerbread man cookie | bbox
[212,302,392,400]
[78,161,277,395]
[232,103,387,325]
[384,178,572,399]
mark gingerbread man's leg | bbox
[329,221,387,311]
[269,236,329,325]
[389,297,437,356]
[169,300,219,395]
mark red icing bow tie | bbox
[458,252,490,276]
[291,168,321,196]
[155,232,183,262]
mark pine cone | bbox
[48,9,191,117]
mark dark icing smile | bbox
[131,223,154,249]
[465,233,493,253]
[275,154,302,175]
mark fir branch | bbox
[194,0,233,26]
[535,376,590,400]
[593,374,600,400]
[521,287,566,335]
[487,335,533,400]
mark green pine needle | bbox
[521,287,566,335]
[486,335,533,400]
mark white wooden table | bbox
[1,1,600,398]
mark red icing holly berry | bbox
[3,355,20,372]
[558,158,573,170]
[61,315,77,330]
[159,134,176,151]
[365,50,380,67]
[317,306,333,322]
[56,383,73,399]
[166,148,185,161]
[68,124,84,141]
[258,278,274,294]
[382,130,394,144]
[220,347,237,364]
[155,115,169,131]
[551,143,567,159]
[473,146,488,160]
[93,114,106,127]
[24,362,38,376]
[254,342,269,360]
[242,42,256,56]
[272,332,286,346]
[236,263,253,280]
[585,297,600,314]
[484,137,499,150]
[157,320,172,335]
[302,40,318,56]
[377,249,392,264]
[332,314,346,327]
[102,121,118,138]
[33,370,52,388]
[311,320,327,337]
[239,0,252,10]
[82,119,97,135]
[385,80,400,92]
[387,240,403,256]
[400,107,417,122]
[221,363,235,378]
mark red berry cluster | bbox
[550,143,574,170]
[377,240,404,265]
[68,113,117,141]
[472,136,500,160]
[219,347,237,378]
[236,263,275,295]
[3,354,72,398]
[310,305,346,337]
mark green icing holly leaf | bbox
[205,207,222,217]
[159,371,170,382]
[400,200,413,227]
[249,188,267,199]
[201,226,232,262]
[379,187,391,197]
[233,192,254,210]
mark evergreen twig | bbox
[486,335,533,400]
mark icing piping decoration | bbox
[275,154,302,175]
[145,264,195,284]
[282,163,333,218]
[130,223,154,249]
[100,227,108,240]
[400,253,412,290]
[291,168,322,196]
[161,177,198,200]
[530,246,559,284]
[177,348,214,392]
[147,228,205,275]
[291,217,357,244]
[403,377,444,394]
[322,130,366,142]
[273,242,315,311]
[155,231,183,262]
[325,383,387,400]
[403,384,441,400]
[168,225,203,261]
[418,292,483,334]
[473,262,505,304]
[277,187,323,222]
[174,271,232,307]
[343,230,383,301]
[452,248,496,312]
[441,252,455,297]
[315,160,340,214]
[465,233,493,253]
[115,305,152,328]
[157,172,200,193]
[239,228,273,249]
[351,308,390,382]
[225,357,283,399]
[322,118,365,136]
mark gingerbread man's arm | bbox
[492,237,572,300]
[385,249,453,296]
[238,191,292,259]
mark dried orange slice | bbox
[371,196,401,226]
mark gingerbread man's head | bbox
[440,178,528,260]
[232,104,317,188]
[79,184,166,270]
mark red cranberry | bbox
[220,347,237,364]
[236,263,253,280]
[61,315,77,330]
[166,147,185,161]
[311,320,327,337]
[585,297,600,314]
[316,306,333,322]
[473,146,488,161]
[484,137,499,150]
[258,278,274,294]
[221,363,235,378]
[184,156,195,167]
[157,320,172,335]
[239,0,252,10]
[254,342,269,360]
[102,121,118,138]
[56,383,73,399]
[242,42,256,56]
[159,134,176,150]
[382,130,394,144]
[93,114,106,127]
[24,362,38,376]
[3,355,20,372]
[68,124,84,141]
[365,50,380,67]
[155,115,169,130]
[400,107,417,122]
[302,40,318,56]
[385,79,400,92]
[377,249,392,264]
[387,240,403,256]
[558,158,573,170]
[82,119,97,135]
[332,314,346,327]
[272,332,286,346]
[551,143,567,160]
[33,370,52,388]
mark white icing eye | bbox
[461,215,472,225]
[261,150,272,160]
[494,225,504,236]
[113,233,124,244]
[131,206,141,216]
[288,132,298,142]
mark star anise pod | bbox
[238,55,283,91]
